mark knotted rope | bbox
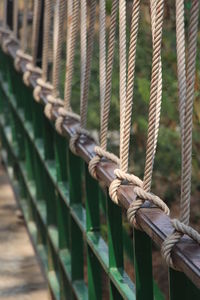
[33,0,53,102]
[88,0,119,179]
[64,1,96,154]
[2,0,19,53]
[161,0,200,269]
[55,0,80,129]
[108,0,169,229]
[14,1,32,71]
[23,0,42,86]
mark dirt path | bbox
[0,164,49,300]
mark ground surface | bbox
[0,164,49,300]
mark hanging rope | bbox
[33,0,53,102]
[108,0,169,228]
[88,0,119,179]
[23,0,43,86]
[14,1,32,71]
[161,0,200,268]
[54,0,80,127]
[2,0,19,53]
[66,0,97,154]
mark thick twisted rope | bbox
[109,0,169,229]
[14,1,32,71]
[88,0,119,179]
[109,0,141,200]
[55,0,80,131]
[2,0,19,53]
[44,0,66,118]
[162,0,200,268]
[33,0,53,102]
[23,0,42,86]
[69,1,96,154]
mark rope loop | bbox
[109,168,169,228]
[161,219,200,269]
[88,146,120,179]
[23,62,42,86]
[14,50,32,72]
[2,34,19,53]
[33,78,53,103]
[69,127,92,155]
[55,107,80,134]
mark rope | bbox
[54,0,80,130]
[14,1,32,71]
[88,0,119,179]
[33,0,53,102]
[43,0,66,118]
[2,0,19,53]
[162,0,200,269]
[68,1,96,154]
[108,0,169,229]
[23,0,42,86]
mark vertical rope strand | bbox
[99,0,106,120]
[41,0,52,82]
[63,0,80,110]
[119,0,126,163]
[31,0,42,66]
[181,0,199,224]
[52,0,66,97]
[100,0,118,150]
[80,0,96,128]
[143,0,164,191]
[120,0,141,172]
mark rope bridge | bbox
[0,0,199,299]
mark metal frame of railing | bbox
[0,2,199,300]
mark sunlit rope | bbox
[161,0,200,269]
[33,0,53,102]
[2,0,19,53]
[88,0,119,179]
[69,1,97,154]
[23,0,42,86]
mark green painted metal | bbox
[169,268,200,300]
[1,48,199,300]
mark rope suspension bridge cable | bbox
[161,0,200,268]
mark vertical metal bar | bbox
[85,165,102,299]
[107,193,123,299]
[67,150,84,281]
[134,229,154,300]
[169,269,200,300]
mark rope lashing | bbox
[14,0,32,71]
[33,0,53,102]
[108,0,141,202]
[108,0,169,229]
[88,0,119,179]
[55,0,80,131]
[68,1,96,154]
[23,0,42,86]
[161,0,200,269]
[2,0,19,53]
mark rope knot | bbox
[33,78,53,102]
[23,63,42,86]
[55,107,80,134]
[69,127,91,155]
[14,50,32,72]
[2,34,18,53]
[161,219,200,269]
[109,169,169,228]
[88,146,120,179]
